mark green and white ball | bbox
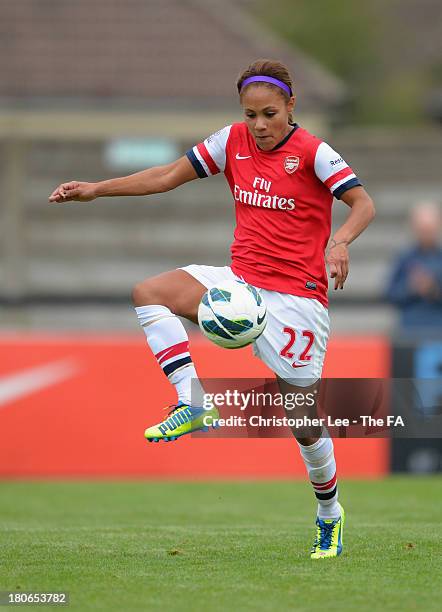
[198,280,267,349]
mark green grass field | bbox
[0,478,441,611]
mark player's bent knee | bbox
[169,296,199,322]
[132,280,167,307]
[132,270,204,320]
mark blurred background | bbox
[0,0,441,476]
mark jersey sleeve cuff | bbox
[185,149,208,178]
[333,177,362,200]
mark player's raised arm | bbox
[48,155,198,203]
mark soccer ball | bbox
[198,280,267,349]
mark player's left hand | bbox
[326,240,349,290]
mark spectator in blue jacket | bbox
[385,201,442,329]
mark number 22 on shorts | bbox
[280,327,315,368]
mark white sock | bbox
[297,435,340,520]
[135,304,205,406]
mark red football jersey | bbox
[186,122,361,307]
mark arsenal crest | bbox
[284,156,300,174]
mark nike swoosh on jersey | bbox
[0,359,80,408]
[292,363,308,369]
[257,313,266,325]
[235,153,252,160]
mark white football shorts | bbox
[180,264,330,387]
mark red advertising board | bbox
[0,333,389,478]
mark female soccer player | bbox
[49,59,375,559]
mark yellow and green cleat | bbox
[144,401,219,443]
[310,504,345,559]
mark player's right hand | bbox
[48,181,97,203]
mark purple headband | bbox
[240,75,292,96]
